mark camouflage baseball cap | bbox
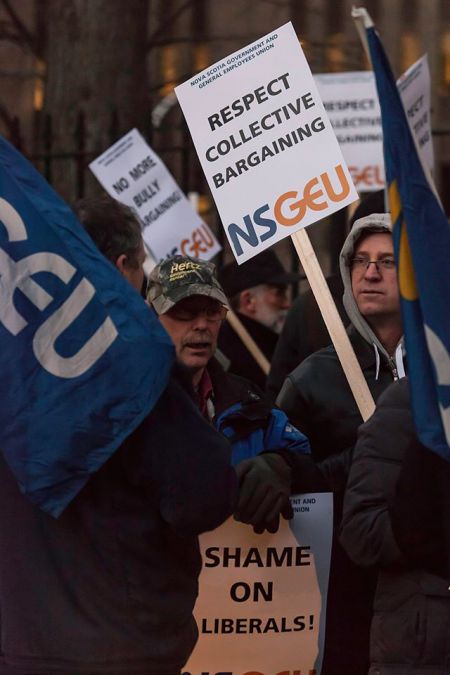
[147,255,229,315]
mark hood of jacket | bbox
[339,213,403,367]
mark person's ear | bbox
[115,253,128,275]
[239,289,256,314]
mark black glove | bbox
[234,453,293,534]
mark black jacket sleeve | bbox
[317,446,354,492]
[276,374,313,439]
[390,438,449,577]
[127,371,238,538]
[277,374,351,493]
[340,380,410,568]
[277,449,329,493]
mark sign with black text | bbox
[89,129,221,261]
[396,54,434,173]
[175,23,358,263]
[314,71,384,192]
[184,493,333,675]
[314,56,433,192]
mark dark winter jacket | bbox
[341,378,450,674]
[277,214,405,675]
[391,427,450,580]
[266,274,347,402]
[0,368,237,675]
[277,326,400,491]
[217,312,278,390]
[277,326,399,675]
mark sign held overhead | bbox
[175,22,358,263]
[90,129,221,262]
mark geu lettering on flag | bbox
[0,197,118,379]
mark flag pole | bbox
[351,6,441,204]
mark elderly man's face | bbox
[159,296,227,376]
[249,283,290,334]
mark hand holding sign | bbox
[235,453,293,534]
[184,494,333,674]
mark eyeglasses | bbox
[350,257,396,272]
[167,305,228,322]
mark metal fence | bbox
[5,111,449,279]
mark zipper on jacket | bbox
[388,357,399,380]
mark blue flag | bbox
[0,136,175,515]
[357,12,450,460]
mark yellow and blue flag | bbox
[354,10,450,460]
[0,136,174,515]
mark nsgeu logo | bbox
[227,164,350,256]
[0,197,118,378]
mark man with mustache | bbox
[147,254,323,534]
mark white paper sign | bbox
[397,54,434,173]
[89,129,221,262]
[184,493,333,675]
[314,56,434,192]
[175,23,358,264]
[314,71,384,192]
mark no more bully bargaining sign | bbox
[184,493,333,675]
[89,129,221,262]
[175,22,358,264]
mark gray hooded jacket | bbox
[277,212,405,477]
[276,214,407,675]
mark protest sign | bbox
[89,129,221,262]
[396,54,434,174]
[175,22,358,264]
[314,71,383,192]
[176,21,376,420]
[184,493,333,675]
[314,57,433,192]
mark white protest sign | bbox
[175,22,358,264]
[314,71,384,192]
[184,493,333,675]
[397,54,434,173]
[314,56,433,192]
[89,129,221,262]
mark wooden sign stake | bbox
[291,229,375,421]
[226,309,270,376]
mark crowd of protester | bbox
[0,191,448,675]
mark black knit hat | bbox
[219,249,304,298]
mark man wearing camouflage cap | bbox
[148,256,229,397]
[148,255,324,534]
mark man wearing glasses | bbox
[276,212,405,675]
[147,255,324,534]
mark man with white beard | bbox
[218,249,302,389]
